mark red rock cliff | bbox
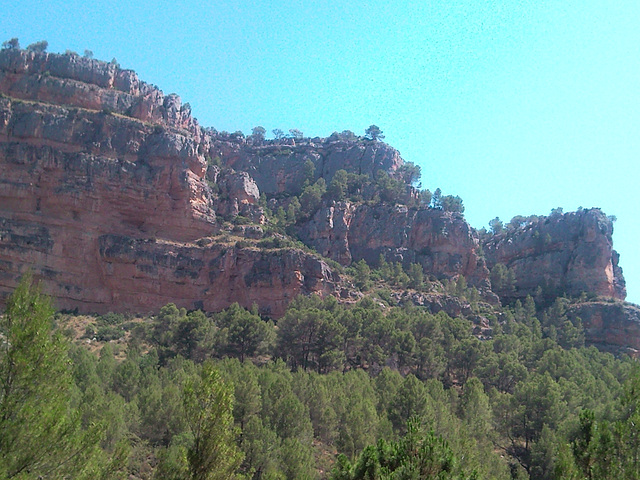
[0,50,338,315]
[0,49,630,320]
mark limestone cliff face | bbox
[297,202,489,288]
[0,49,200,137]
[97,235,338,317]
[483,209,626,301]
[0,96,214,240]
[0,50,338,316]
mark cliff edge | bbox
[0,49,339,315]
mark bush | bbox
[2,38,20,50]
[97,312,125,326]
[84,325,96,338]
[233,215,251,225]
[257,237,290,249]
[27,40,48,53]
[376,288,397,306]
[95,325,124,342]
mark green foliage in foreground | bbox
[0,277,123,478]
[2,280,640,479]
[183,362,244,480]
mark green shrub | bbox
[84,324,96,338]
[235,240,252,249]
[95,325,124,342]
[233,216,251,225]
[257,237,291,249]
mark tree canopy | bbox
[1,38,19,50]
[0,276,635,479]
[26,40,48,53]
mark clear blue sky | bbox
[3,0,639,303]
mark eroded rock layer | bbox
[568,302,640,356]
[0,49,632,329]
[220,140,404,196]
[297,202,489,288]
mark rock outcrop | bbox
[218,140,404,196]
[97,234,338,317]
[297,202,489,288]
[483,209,626,301]
[0,47,634,343]
[0,49,200,137]
[567,301,640,356]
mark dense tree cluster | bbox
[262,162,463,232]
[3,275,638,479]
[430,188,465,213]
[26,40,48,53]
[1,38,20,50]
[0,278,121,478]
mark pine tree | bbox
[183,362,244,480]
[0,276,103,478]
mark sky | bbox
[3,0,639,303]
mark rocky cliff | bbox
[567,301,640,356]
[297,202,489,288]
[0,48,200,137]
[219,140,404,196]
[0,48,633,334]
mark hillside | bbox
[3,45,640,480]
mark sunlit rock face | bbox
[0,49,201,136]
[0,49,339,316]
[297,202,490,288]
[219,139,405,197]
[568,302,640,356]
